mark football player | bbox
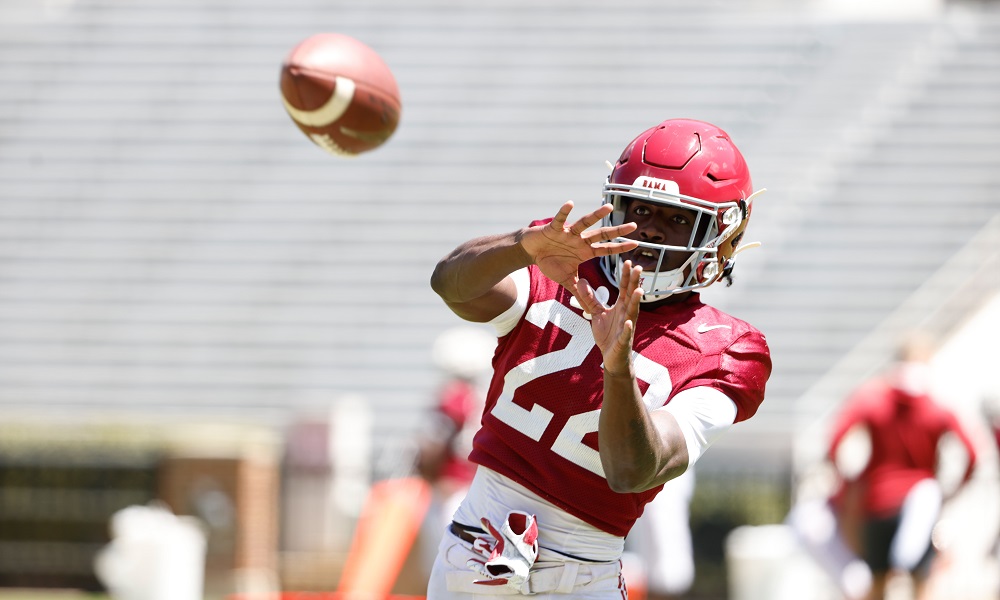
[825,332,979,600]
[427,119,772,598]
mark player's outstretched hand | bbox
[518,201,637,294]
[575,260,643,375]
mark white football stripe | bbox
[282,76,355,127]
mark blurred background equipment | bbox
[334,477,430,600]
[280,32,402,156]
[157,425,282,598]
[0,420,280,599]
[0,423,160,591]
[1,0,1000,598]
[93,503,206,600]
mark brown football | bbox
[280,33,401,157]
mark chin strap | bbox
[721,188,767,282]
[731,188,767,257]
[722,240,762,284]
[746,187,767,206]
[733,240,762,256]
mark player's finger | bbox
[629,263,643,290]
[618,319,635,347]
[618,260,634,298]
[573,277,598,313]
[618,260,642,310]
[628,286,642,321]
[568,203,613,235]
[625,265,643,319]
[612,221,638,237]
[590,239,638,256]
[582,221,636,242]
[550,201,575,229]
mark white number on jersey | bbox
[490,299,673,477]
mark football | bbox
[280,33,401,157]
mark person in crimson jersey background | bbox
[414,326,494,577]
[826,332,978,600]
[425,118,771,599]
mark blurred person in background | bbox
[626,467,697,600]
[826,332,978,600]
[786,441,873,599]
[983,394,1000,582]
[426,118,771,598]
[414,326,494,576]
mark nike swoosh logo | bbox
[697,324,732,333]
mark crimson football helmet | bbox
[600,119,763,302]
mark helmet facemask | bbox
[599,181,749,302]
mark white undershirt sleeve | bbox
[489,267,530,336]
[657,386,738,467]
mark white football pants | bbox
[890,478,942,572]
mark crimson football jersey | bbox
[469,258,770,536]
[828,379,978,518]
[436,379,482,486]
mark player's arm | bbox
[429,232,530,322]
[826,394,867,462]
[430,201,638,322]
[599,370,691,492]
[575,262,686,491]
[577,263,741,492]
[600,379,741,493]
[946,412,979,485]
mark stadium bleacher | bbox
[0,0,999,593]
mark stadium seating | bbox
[1,0,999,593]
